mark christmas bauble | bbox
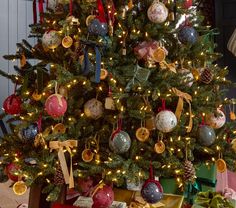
[21,123,39,141]
[183,0,192,9]
[92,184,114,208]
[42,30,61,50]
[3,94,22,115]
[13,181,27,195]
[78,176,94,196]
[48,0,58,10]
[179,69,194,87]
[141,180,163,204]
[155,110,177,133]
[206,109,226,129]
[6,163,20,182]
[109,131,131,154]
[84,99,104,120]
[178,26,198,45]
[88,18,108,36]
[45,94,67,118]
[198,125,216,146]
[147,1,168,24]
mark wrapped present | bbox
[159,178,178,194]
[73,196,127,208]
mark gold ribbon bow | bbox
[172,88,193,133]
[160,61,176,73]
[49,140,78,189]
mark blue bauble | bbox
[178,26,198,44]
[88,18,108,36]
[141,181,164,204]
[198,125,216,146]
[21,124,39,141]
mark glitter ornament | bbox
[92,182,114,208]
[178,26,198,45]
[84,99,104,120]
[206,109,226,129]
[198,125,216,146]
[109,131,131,154]
[3,94,22,115]
[21,123,39,141]
[88,18,108,36]
[42,30,61,50]
[45,94,67,118]
[155,110,177,133]
[13,181,27,196]
[141,163,163,204]
[147,1,168,24]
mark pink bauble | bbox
[147,1,168,24]
[3,94,22,115]
[45,94,67,118]
[206,109,226,129]
[183,0,192,9]
[92,184,114,208]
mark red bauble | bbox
[184,0,192,9]
[78,176,94,196]
[52,204,77,208]
[5,163,20,182]
[3,94,22,115]
[45,94,67,118]
[92,183,114,208]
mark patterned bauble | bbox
[13,181,27,196]
[147,1,168,24]
[6,163,20,182]
[21,123,39,141]
[141,179,163,204]
[179,69,194,87]
[206,109,226,129]
[92,183,114,208]
[84,99,104,120]
[109,131,131,154]
[42,30,61,50]
[155,110,177,133]
[88,18,108,36]
[3,94,22,115]
[198,125,216,146]
[200,68,213,84]
[178,26,198,45]
[45,94,67,118]
[184,160,196,183]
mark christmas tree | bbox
[0,0,236,206]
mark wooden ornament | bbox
[136,127,150,142]
[13,181,27,196]
[82,149,94,163]
[216,158,227,173]
[62,36,73,48]
[53,123,66,134]
[105,97,115,110]
[154,141,165,154]
[230,112,236,120]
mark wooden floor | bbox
[0,180,29,208]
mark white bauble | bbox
[206,109,226,129]
[179,69,194,87]
[42,30,61,50]
[48,0,58,10]
[155,110,177,133]
[84,98,104,120]
[147,1,168,24]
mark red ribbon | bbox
[37,113,42,132]
[70,0,73,16]
[149,161,154,180]
[200,114,205,126]
[96,0,107,23]
[158,99,166,112]
[108,86,112,97]
[33,0,37,24]
[38,0,44,23]
[111,118,122,140]
[107,0,115,25]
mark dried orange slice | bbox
[13,181,27,196]
[32,91,42,101]
[53,123,66,134]
[216,159,227,173]
[100,69,108,80]
[62,36,73,48]
[136,127,150,142]
[154,141,165,154]
[82,149,94,162]
[152,47,166,63]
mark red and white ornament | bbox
[5,163,20,182]
[42,30,61,50]
[92,182,114,208]
[3,94,21,115]
[45,94,67,118]
[206,109,226,129]
[147,0,168,24]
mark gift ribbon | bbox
[159,61,176,73]
[82,45,101,83]
[49,140,78,189]
[172,88,193,133]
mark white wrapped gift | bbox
[73,196,127,208]
[227,29,236,56]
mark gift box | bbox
[73,196,127,208]
[159,178,178,194]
